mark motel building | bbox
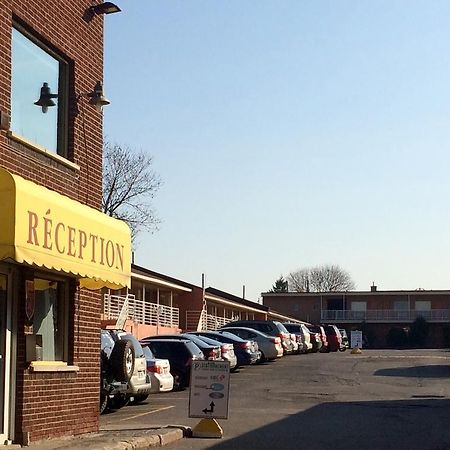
[0,0,131,445]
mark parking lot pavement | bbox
[27,349,450,449]
[156,349,450,450]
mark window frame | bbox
[29,272,70,363]
[11,20,69,159]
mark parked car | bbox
[307,324,329,352]
[309,330,323,352]
[191,334,238,370]
[218,326,283,361]
[106,330,153,406]
[144,338,204,390]
[339,328,350,349]
[142,345,174,393]
[141,333,222,361]
[100,330,131,414]
[284,323,314,353]
[221,320,293,354]
[323,325,344,352]
[187,331,261,366]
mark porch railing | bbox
[321,309,450,323]
[185,310,236,331]
[104,294,179,328]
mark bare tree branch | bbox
[288,265,355,292]
[102,141,162,242]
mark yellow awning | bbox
[0,168,131,290]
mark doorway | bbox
[0,272,11,443]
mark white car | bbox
[142,346,174,393]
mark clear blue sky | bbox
[104,1,450,302]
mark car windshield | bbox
[275,322,290,333]
[142,345,155,359]
[193,335,224,346]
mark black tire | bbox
[258,352,266,363]
[133,394,149,403]
[100,392,108,414]
[110,339,135,382]
[172,370,185,391]
[108,394,129,410]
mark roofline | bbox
[206,287,269,311]
[261,289,450,296]
[131,264,198,291]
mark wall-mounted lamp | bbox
[77,81,110,113]
[91,2,121,14]
[34,82,58,113]
[86,81,110,111]
[85,1,121,21]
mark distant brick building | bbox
[262,286,450,348]
[0,1,130,444]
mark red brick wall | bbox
[0,0,106,443]
[263,294,322,324]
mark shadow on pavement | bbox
[374,365,450,378]
[205,398,450,450]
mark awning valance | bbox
[0,168,131,290]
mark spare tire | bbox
[110,339,135,382]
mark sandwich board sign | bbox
[189,360,230,419]
[351,330,363,349]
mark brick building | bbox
[0,1,130,445]
[262,286,450,348]
[103,265,299,338]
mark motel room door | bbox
[0,272,11,443]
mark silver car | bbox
[110,331,153,404]
[220,327,284,362]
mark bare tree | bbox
[288,265,355,292]
[287,268,310,292]
[102,141,162,241]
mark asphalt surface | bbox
[101,348,450,450]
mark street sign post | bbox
[189,360,230,419]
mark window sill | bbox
[29,361,80,372]
[8,131,80,172]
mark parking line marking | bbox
[119,405,175,421]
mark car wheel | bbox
[133,394,149,403]
[172,370,185,391]
[110,340,135,382]
[108,394,129,410]
[100,392,108,414]
[258,352,266,363]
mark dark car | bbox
[144,338,204,390]
[189,334,238,370]
[221,320,293,355]
[141,333,222,361]
[323,324,344,352]
[307,324,329,352]
[187,331,261,366]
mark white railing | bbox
[185,310,236,331]
[321,309,450,322]
[104,294,179,328]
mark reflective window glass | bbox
[11,26,68,155]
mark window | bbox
[415,301,431,311]
[29,277,68,361]
[351,301,367,311]
[11,23,68,156]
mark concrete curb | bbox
[25,426,190,450]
